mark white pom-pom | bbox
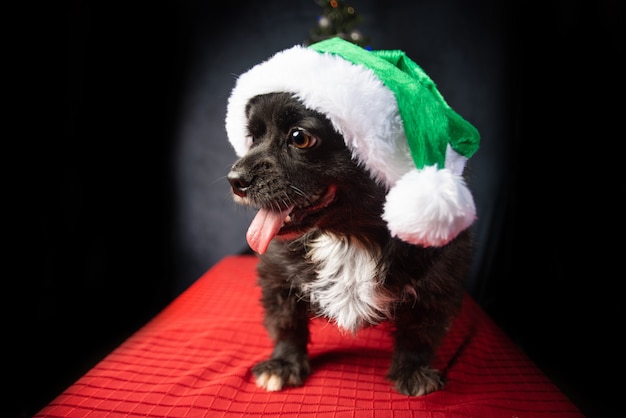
[382,167,476,247]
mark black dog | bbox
[227,92,473,396]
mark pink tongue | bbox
[246,207,293,254]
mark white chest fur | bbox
[304,233,393,333]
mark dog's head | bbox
[227,92,387,254]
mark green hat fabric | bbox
[309,38,479,170]
[225,37,480,247]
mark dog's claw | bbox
[252,357,310,392]
[255,372,284,391]
[389,365,444,396]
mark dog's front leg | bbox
[252,283,310,392]
[387,307,450,396]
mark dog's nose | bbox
[227,170,251,198]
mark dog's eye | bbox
[288,128,317,149]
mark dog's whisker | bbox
[209,175,229,186]
[289,185,317,205]
[289,185,307,199]
[280,197,293,211]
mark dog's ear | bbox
[243,95,272,144]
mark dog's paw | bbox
[388,365,444,396]
[252,358,310,392]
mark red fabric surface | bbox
[37,255,583,418]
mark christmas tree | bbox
[306,0,370,48]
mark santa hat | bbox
[225,37,480,247]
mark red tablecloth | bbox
[37,255,582,417]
